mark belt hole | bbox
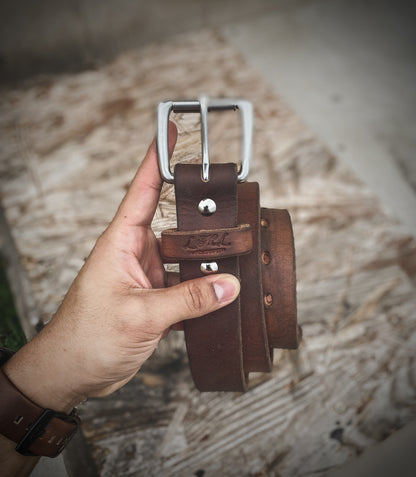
[261,218,269,228]
[262,251,271,265]
[264,293,273,308]
[14,416,23,425]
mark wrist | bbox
[2,336,84,414]
[0,352,81,458]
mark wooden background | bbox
[1,30,415,476]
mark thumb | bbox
[148,274,241,329]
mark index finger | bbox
[115,121,177,226]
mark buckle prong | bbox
[157,97,253,184]
[199,96,210,182]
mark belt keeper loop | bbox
[161,224,253,262]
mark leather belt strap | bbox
[175,163,247,392]
[238,182,273,373]
[164,162,300,392]
[261,208,301,349]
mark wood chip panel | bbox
[1,30,415,476]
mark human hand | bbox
[3,122,240,413]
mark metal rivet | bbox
[264,293,273,308]
[261,218,269,228]
[262,251,271,265]
[198,198,216,216]
[201,262,218,274]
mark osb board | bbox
[1,30,416,476]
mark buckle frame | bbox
[15,408,80,456]
[157,97,253,184]
[15,409,55,456]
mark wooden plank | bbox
[1,29,415,476]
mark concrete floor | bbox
[224,3,416,474]
[224,0,416,237]
[1,0,413,475]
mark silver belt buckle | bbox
[157,97,253,184]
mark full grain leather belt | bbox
[158,98,301,392]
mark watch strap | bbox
[0,361,80,457]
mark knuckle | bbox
[183,281,207,316]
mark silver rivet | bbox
[201,262,218,274]
[198,198,216,216]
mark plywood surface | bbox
[1,30,415,476]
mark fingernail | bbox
[213,276,240,303]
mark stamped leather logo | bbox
[183,232,231,256]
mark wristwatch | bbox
[0,347,80,457]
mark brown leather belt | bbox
[158,98,301,392]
